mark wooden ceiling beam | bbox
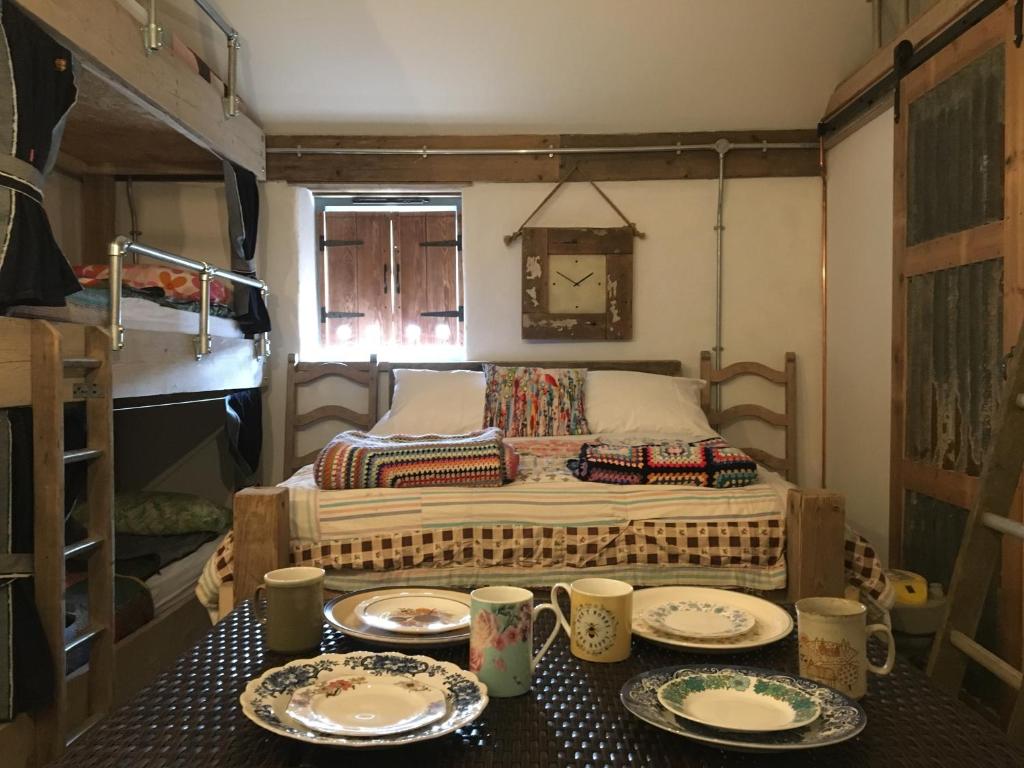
[266,130,820,184]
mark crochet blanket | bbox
[570,438,758,488]
[314,428,508,490]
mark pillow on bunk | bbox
[107,491,231,536]
[74,264,233,305]
[584,370,716,439]
[483,365,589,437]
[369,368,486,436]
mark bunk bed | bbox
[0,1,270,765]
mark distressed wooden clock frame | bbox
[521,226,633,340]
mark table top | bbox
[54,594,1023,768]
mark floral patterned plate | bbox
[356,592,471,635]
[622,665,865,752]
[632,587,792,653]
[325,588,471,647]
[285,673,448,736]
[644,601,756,640]
[240,651,488,748]
[656,669,820,732]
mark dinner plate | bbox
[656,669,820,732]
[622,665,865,752]
[285,672,449,736]
[355,592,471,635]
[644,600,756,640]
[632,587,792,652]
[240,651,488,748]
[325,587,471,647]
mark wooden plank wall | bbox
[267,130,820,184]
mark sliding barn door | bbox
[892,5,1023,670]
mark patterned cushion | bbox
[483,365,589,437]
[315,429,508,490]
[571,438,759,488]
[74,264,232,305]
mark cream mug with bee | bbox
[551,578,632,662]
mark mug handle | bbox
[253,584,267,624]
[866,623,896,676]
[531,603,561,671]
[550,582,572,635]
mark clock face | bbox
[572,603,618,655]
[548,254,606,314]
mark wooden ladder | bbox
[30,323,114,764]
[928,316,1024,746]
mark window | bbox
[313,195,464,360]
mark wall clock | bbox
[521,226,633,340]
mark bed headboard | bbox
[700,350,797,482]
[282,354,796,482]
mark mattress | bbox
[7,292,243,338]
[147,536,224,616]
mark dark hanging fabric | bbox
[224,388,263,486]
[1,409,56,721]
[223,160,270,337]
[0,2,80,310]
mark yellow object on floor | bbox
[886,569,928,606]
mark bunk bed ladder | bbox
[927,318,1024,746]
[31,324,114,763]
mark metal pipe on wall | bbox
[713,139,729,413]
[266,141,818,158]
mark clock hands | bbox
[555,271,596,287]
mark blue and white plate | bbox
[622,665,866,752]
[644,601,756,639]
[240,651,488,747]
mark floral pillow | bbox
[483,365,589,437]
[74,264,232,305]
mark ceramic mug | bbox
[551,577,633,663]
[253,566,326,653]
[796,596,895,699]
[469,586,560,697]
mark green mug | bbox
[253,566,325,653]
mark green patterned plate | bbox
[656,668,820,732]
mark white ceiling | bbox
[165,0,873,135]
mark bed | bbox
[203,355,891,619]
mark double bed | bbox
[202,355,891,619]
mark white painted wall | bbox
[825,109,895,560]
[462,179,824,486]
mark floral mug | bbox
[469,586,560,697]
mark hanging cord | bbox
[126,177,142,265]
[587,181,646,239]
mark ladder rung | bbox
[63,448,103,465]
[62,358,101,370]
[63,537,103,559]
[981,512,1024,540]
[64,625,104,655]
[949,630,1024,689]
[65,712,104,747]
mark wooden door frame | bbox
[891,1,1022,666]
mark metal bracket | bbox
[320,307,366,323]
[319,237,364,250]
[892,39,915,123]
[73,383,103,399]
[419,238,461,248]
[142,0,163,52]
[421,305,465,323]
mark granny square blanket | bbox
[571,438,759,488]
[314,428,508,490]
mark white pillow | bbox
[584,370,716,439]
[369,369,485,435]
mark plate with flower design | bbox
[356,592,471,635]
[621,665,865,752]
[656,668,820,732]
[325,587,471,647]
[285,673,449,736]
[644,601,756,640]
[240,651,488,748]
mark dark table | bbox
[53,595,1024,767]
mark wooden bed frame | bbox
[229,353,845,614]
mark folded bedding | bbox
[115,531,220,582]
[197,434,894,613]
[314,428,510,490]
[570,438,759,488]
